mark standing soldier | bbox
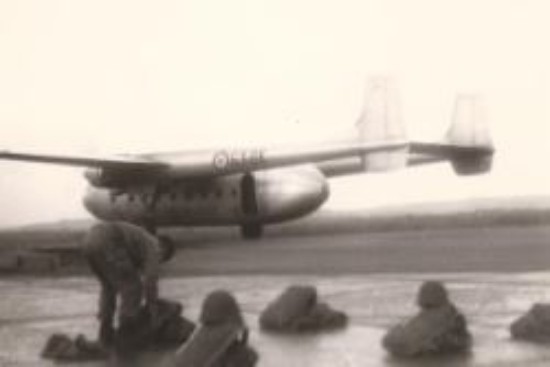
[82,221,175,352]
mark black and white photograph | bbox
[0,1,549,366]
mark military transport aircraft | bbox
[0,80,494,238]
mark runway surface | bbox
[164,224,550,275]
[3,273,550,366]
[2,225,550,366]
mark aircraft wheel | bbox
[241,223,263,240]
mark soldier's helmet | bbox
[417,280,449,309]
[200,290,244,327]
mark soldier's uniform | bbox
[83,221,162,347]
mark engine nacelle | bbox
[254,166,330,223]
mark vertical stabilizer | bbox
[446,94,492,148]
[356,77,408,172]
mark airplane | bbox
[0,79,494,239]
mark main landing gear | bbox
[240,173,263,240]
[240,223,263,240]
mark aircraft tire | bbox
[241,223,263,240]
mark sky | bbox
[0,0,549,227]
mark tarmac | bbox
[2,225,550,366]
[3,273,550,366]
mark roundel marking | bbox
[213,151,229,170]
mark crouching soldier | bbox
[170,290,258,367]
[83,221,175,353]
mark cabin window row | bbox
[126,188,239,202]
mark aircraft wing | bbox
[0,140,408,181]
[0,150,167,170]
[150,140,410,178]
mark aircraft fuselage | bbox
[83,165,329,228]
